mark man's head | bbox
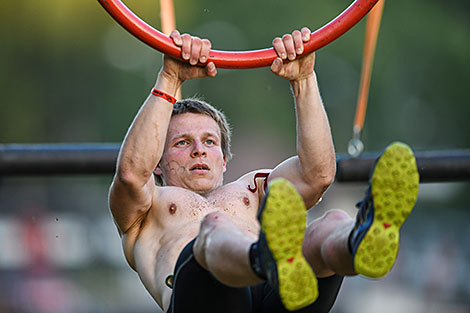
[154,98,232,192]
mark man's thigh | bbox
[168,238,253,313]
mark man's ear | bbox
[222,156,227,173]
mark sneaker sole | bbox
[354,142,419,278]
[260,178,318,311]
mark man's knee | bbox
[312,209,351,227]
[322,209,351,222]
[200,211,229,231]
[306,209,352,240]
[194,212,229,267]
[202,211,223,222]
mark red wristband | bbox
[151,88,177,104]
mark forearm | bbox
[116,72,181,183]
[291,73,336,185]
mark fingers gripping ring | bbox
[98,0,380,69]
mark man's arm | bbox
[109,31,217,235]
[267,28,336,209]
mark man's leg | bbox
[169,238,252,313]
[303,142,420,278]
[194,179,319,312]
[192,141,419,312]
[302,210,356,277]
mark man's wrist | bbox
[155,69,184,96]
[290,72,317,97]
[151,88,177,104]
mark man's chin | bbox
[185,178,220,194]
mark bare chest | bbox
[156,184,259,221]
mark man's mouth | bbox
[190,163,210,171]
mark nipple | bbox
[169,203,177,215]
[243,197,250,206]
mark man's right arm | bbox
[109,73,179,236]
[109,31,216,235]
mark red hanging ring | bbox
[98,0,379,69]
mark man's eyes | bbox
[175,139,216,146]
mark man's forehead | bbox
[168,113,221,138]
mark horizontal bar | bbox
[336,150,470,183]
[0,143,469,182]
[0,143,120,176]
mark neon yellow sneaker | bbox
[254,178,318,311]
[349,142,419,278]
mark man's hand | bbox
[160,30,217,85]
[271,27,314,82]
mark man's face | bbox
[156,113,227,193]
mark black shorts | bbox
[167,239,343,313]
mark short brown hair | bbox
[155,97,232,185]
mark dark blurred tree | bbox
[0,0,468,151]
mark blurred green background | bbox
[0,0,468,312]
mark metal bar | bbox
[336,150,470,183]
[0,143,120,176]
[1,143,469,182]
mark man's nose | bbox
[191,141,207,157]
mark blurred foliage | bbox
[0,0,469,151]
[0,3,468,311]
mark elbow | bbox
[299,159,336,208]
[115,170,136,187]
[316,166,336,191]
[323,161,337,187]
[115,164,152,188]
[304,161,336,191]
[319,154,337,187]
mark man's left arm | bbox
[267,28,336,208]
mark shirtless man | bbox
[109,27,419,313]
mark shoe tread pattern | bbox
[354,142,419,278]
[261,179,318,311]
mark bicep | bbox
[108,174,157,234]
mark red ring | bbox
[98,0,379,69]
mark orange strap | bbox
[353,0,386,132]
[160,0,176,35]
[160,0,182,100]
